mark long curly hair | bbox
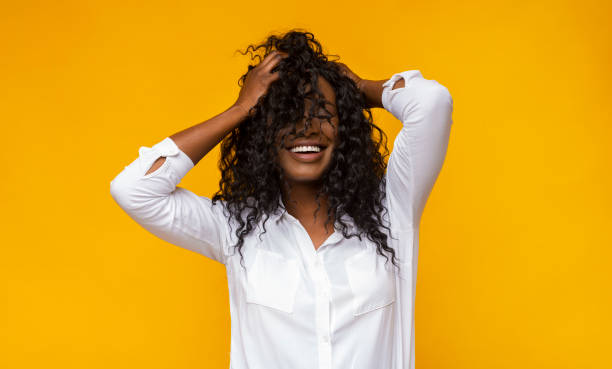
[211,29,399,270]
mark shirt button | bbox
[322,335,330,343]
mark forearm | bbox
[358,77,405,109]
[146,104,247,175]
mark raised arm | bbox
[380,70,454,229]
[337,64,454,229]
[109,108,242,263]
[109,50,288,263]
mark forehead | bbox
[315,75,336,103]
[303,75,337,114]
[268,75,338,131]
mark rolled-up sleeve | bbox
[109,136,229,264]
[381,70,454,229]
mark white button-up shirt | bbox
[110,69,453,369]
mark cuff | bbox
[381,70,423,117]
[139,136,195,180]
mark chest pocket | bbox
[345,248,397,316]
[245,248,300,314]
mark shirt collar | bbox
[270,196,354,231]
[270,196,287,224]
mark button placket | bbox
[290,220,333,369]
[313,254,332,369]
[316,293,332,369]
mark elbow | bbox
[417,81,453,126]
[110,176,173,226]
[110,177,136,210]
[422,81,453,112]
[109,168,144,211]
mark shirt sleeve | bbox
[109,136,229,264]
[381,70,454,229]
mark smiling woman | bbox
[110,29,454,369]
[214,33,396,261]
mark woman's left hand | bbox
[335,62,384,109]
[335,62,364,91]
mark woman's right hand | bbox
[233,50,289,118]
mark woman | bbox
[110,30,454,369]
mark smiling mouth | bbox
[285,145,327,162]
[286,144,327,152]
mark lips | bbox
[285,140,328,150]
[285,146,327,162]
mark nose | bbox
[294,117,323,137]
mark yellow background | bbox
[1,0,610,368]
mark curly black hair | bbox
[211,29,399,270]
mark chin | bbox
[278,151,333,183]
[283,171,325,184]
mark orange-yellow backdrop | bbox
[1,0,610,368]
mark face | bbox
[275,75,339,184]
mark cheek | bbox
[276,148,290,166]
[324,120,339,143]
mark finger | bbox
[270,66,284,80]
[267,51,288,67]
[260,50,286,68]
[254,51,276,70]
[263,52,288,74]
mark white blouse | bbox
[110,69,454,369]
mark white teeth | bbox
[290,145,322,153]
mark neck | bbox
[281,180,333,226]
